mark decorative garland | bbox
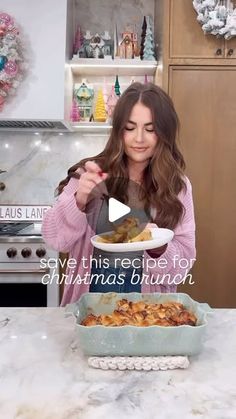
[193,0,236,39]
[0,12,25,111]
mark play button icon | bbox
[85,176,151,237]
[108,198,131,222]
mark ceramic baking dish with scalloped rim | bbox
[65,292,212,356]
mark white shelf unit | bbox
[65,0,160,133]
[67,59,158,132]
[68,58,158,77]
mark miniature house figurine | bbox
[101,31,113,56]
[78,30,113,59]
[74,79,94,121]
[89,33,105,59]
[118,30,139,59]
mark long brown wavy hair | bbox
[57,82,186,229]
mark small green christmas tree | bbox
[114,75,121,96]
[143,16,156,61]
[94,89,107,122]
[140,16,147,60]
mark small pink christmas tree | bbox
[144,74,148,84]
[73,26,84,55]
[70,99,80,122]
[107,86,119,119]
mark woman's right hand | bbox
[75,161,108,210]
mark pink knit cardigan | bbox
[42,176,196,305]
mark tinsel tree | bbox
[140,16,147,60]
[94,89,107,122]
[73,25,84,55]
[114,75,121,96]
[143,16,156,60]
[70,98,80,122]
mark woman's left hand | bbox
[142,222,168,257]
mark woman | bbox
[42,82,196,305]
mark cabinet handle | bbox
[216,48,222,56]
[227,48,234,56]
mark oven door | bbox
[0,264,59,307]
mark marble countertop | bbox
[0,308,236,419]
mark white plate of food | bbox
[91,217,174,253]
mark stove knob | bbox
[6,247,17,258]
[36,247,46,258]
[21,247,32,258]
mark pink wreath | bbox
[0,12,25,111]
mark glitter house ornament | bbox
[0,12,25,111]
[118,29,139,59]
[76,30,113,59]
[193,0,236,39]
[74,79,94,121]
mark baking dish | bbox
[65,292,212,356]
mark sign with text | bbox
[0,205,51,221]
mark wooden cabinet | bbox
[167,0,236,61]
[169,66,236,308]
[162,0,236,307]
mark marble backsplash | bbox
[0,131,108,204]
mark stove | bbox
[0,222,41,237]
[0,221,47,260]
[0,206,59,307]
